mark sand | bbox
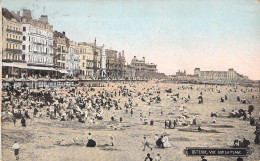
[2,82,260,161]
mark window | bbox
[29,36,30,41]
[6,43,9,49]
[22,45,26,50]
[23,36,26,41]
[23,27,26,31]
[22,54,25,60]
[29,45,30,52]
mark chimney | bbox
[62,31,65,36]
[39,15,48,24]
[23,9,32,19]
[134,56,136,58]
[142,57,145,62]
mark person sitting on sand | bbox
[73,137,78,144]
[143,116,148,125]
[179,104,184,111]
[60,139,66,146]
[212,116,217,123]
[162,134,171,148]
[86,133,96,147]
[156,136,164,148]
[60,116,66,121]
[191,115,196,125]
[201,156,207,161]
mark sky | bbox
[2,0,260,80]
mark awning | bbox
[28,66,56,71]
[58,70,69,74]
[2,62,30,69]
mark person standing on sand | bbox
[110,136,114,146]
[144,153,153,161]
[12,141,20,160]
[142,137,152,151]
[155,154,161,161]
[12,116,16,126]
[21,116,26,127]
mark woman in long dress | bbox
[179,104,184,111]
[163,135,171,148]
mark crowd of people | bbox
[2,81,259,160]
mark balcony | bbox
[33,42,44,45]
[2,59,26,63]
[6,29,22,34]
[32,51,47,55]
[5,49,22,54]
[6,38,22,43]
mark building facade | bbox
[21,10,54,68]
[194,68,248,80]
[105,49,126,79]
[78,42,94,78]
[130,56,160,79]
[2,8,25,78]
[125,64,136,79]
[53,31,69,75]
[67,41,79,76]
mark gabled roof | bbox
[2,8,20,21]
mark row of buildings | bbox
[194,68,248,80]
[167,68,248,83]
[2,8,163,80]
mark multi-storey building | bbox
[194,68,248,80]
[105,49,125,79]
[131,56,146,73]
[67,41,79,76]
[130,56,163,79]
[53,31,69,75]
[100,45,107,78]
[21,9,54,70]
[78,42,94,78]
[2,8,24,78]
[125,64,136,79]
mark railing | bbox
[5,49,22,54]
[6,29,23,34]
[33,42,44,45]
[32,51,47,54]
[6,38,22,43]
[2,59,26,63]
